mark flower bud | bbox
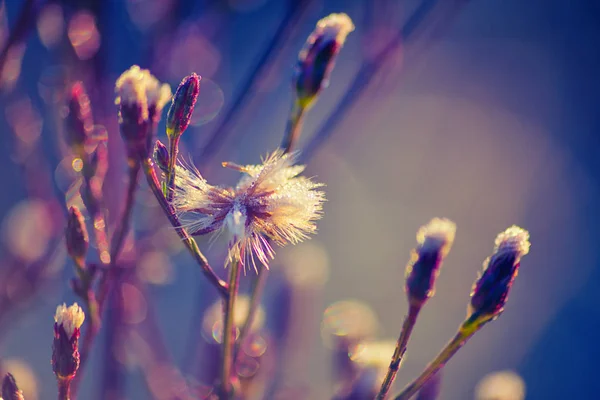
[2,373,25,400]
[405,218,456,307]
[469,226,530,321]
[294,13,354,108]
[166,73,200,139]
[65,206,88,264]
[153,140,169,173]
[115,65,171,156]
[52,303,85,381]
[64,82,93,157]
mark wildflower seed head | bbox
[2,373,24,400]
[295,13,354,108]
[469,226,530,320]
[173,149,325,271]
[65,206,88,263]
[405,218,456,306]
[166,73,200,139]
[153,140,169,173]
[64,81,93,157]
[52,303,84,380]
[115,65,170,154]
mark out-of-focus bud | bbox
[153,140,169,173]
[294,13,354,108]
[115,65,171,156]
[405,218,456,308]
[52,303,85,381]
[166,73,200,139]
[64,82,93,157]
[65,206,88,265]
[2,373,25,400]
[469,226,530,321]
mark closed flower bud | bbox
[153,140,169,173]
[405,218,456,307]
[65,206,88,264]
[64,82,93,157]
[469,226,530,321]
[166,73,200,139]
[295,13,354,108]
[2,373,25,400]
[52,303,85,381]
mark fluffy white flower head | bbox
[493,225,530,262]
[115,65,171,120]
[416,217,456,258]
[173,149,325,272]
[54,302,85,338]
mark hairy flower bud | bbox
[115,65,171,156]
[405,218,456,307]
[52,303,85,381]
[153,140,169,173]
[64,82,93,157]
[2,373,25,400]
[166,73,200,139]
[469,226,530,320]
[65,206,88,264]
[295,13,354,108]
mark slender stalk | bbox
[376,303,421,399]
[140,154,229,297]
[281,102,306,153]
[165,136,180,201]
[234,267,268,361]
[392,314,487,400]
[220,258,241,399]
[57,377,71,400]
[72,160,141,396]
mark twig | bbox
[220,258,241,399]
[375,304,421,399]
[392,313,486,400]
[140,154,229,297]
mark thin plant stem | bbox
[233,267,268,362]
[140,154,229,297]
[392,314,487,400]
[376,303,421,399]
[165,136,180,201]
[220,258,241,399]
[281,102,306,154]
[57,377,71,400]
[72,160,141,397]
[0,0,38,76]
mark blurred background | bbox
[0,0,599,399]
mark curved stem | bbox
[140,154,229,297]
[281,101,306,153]
[392,315,486,400]
[220,258,241,399]
[376,303,421,399]
[234,267,268,362]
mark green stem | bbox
[280,101,306,153]
[140,154,229,298]
[376,303,421,399]
[233,267,268,362]
[221,258,241,399]
[165,136,180,201]
[392,315,487,400]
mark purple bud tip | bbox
[153,140,170,173]
[2,373,24,400]
[65,81,93,153]
[66,206,89,262]
[166,73,201,138]
[469,226,530,319]
[405,218,456,306]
